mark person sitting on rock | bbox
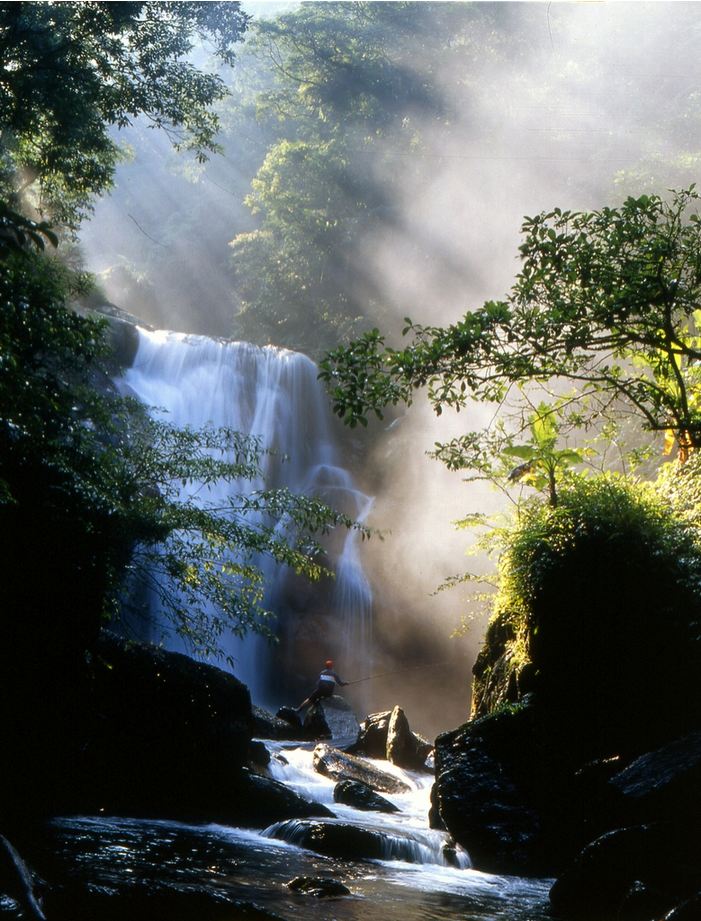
[296,659,348,712]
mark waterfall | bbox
[116,327,373,703]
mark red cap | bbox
[325,659,333,667]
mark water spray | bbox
[346,660,453,686]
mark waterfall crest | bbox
[117,327,373,703]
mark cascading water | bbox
[116,327,373,703]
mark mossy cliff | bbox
[433,473,701,918]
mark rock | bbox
[664,893,701,920]
[286,876,351,898]
[386,706,432,770]
[350,710,391,758]
[608,730,701,824]
[275,707,303,730]
[313,744,411,794]
[69,633,255,824]
[44,881,283,921]
[266,819,423,864]
[317,696,360,749]
[0,835,46,921]
[549,823,701,921]
[302,702,333,740]
[433,707,545,875]
[333,780,399,813]
[428,783,446,830]
[254,706,304,741]
[248,740,271,770]
[234,773,335,825]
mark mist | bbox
[79,2,701,737]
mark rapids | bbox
[46,741,552,920]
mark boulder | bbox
[232,773,335,826]
[248,740,271,770]
[313,744,411,794]
[253,706,305,741]
[433,707,545,875]
[286,876,351,898]
[350,711,391,758]
[302,702,333,740]
[317,697,360,750]
[333,780,399,813]
[43,881,283,921]
[608,730,701,824]
[386,706,432,770]
[549,823,701,920]
[664,893,701,920]
[266,820,386,861]
[266,819,426,864]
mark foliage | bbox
[227,2,498,355]
[321,188,701,464]
[0,2,248,227]
[0,251,361,661]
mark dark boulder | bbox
[664,893,701,920]
[350,711,391,758]
[313,744,411,794]
[69,633,254,823]
[254,706,305,741]
[233,773,335,826]
[386,706,432,770]
[549,823,701,920]
[248,740,271,770]
[44,881,283,921]
[302,702,333,740]
[333,780,399,813]
[608,730,701,825]
[317,697,360,750]
[275,707,303,730]
[433,706,545,875]
[286,876,351,898]
[266,819,426,864]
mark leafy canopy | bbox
[0,1,248,226]
[320,188,701,466]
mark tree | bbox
[0,2,249,226]
[320,188,701,467]
[0,249,361,664]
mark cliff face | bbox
[433,485,701,916]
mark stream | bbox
[41,741,553,920]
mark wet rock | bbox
[549,823,701,921]
[0,835,46,921]
[275,707,303,730]
[267,820,385,861]
[313,744,411,794]
[302,702,332,740]
[254,706,304,741]
[350,710,391,758]
[664,892,701,920]
[267,819,424,864]
[235,773,335,825]
[44,881,283,921]
[286,876,351,898]
[428,783,446,831]
[433,708,544,875]
[318,696,361,749]
[608,730,701,824]
[69,633,255,825]
[386,706,433,770]
[333,780,399,813]
[248,740,271,769]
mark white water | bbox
[117,328,373,701]
[265,740,470,868]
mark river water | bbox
[44,741,552,920]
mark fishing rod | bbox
[345,660,452,686]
